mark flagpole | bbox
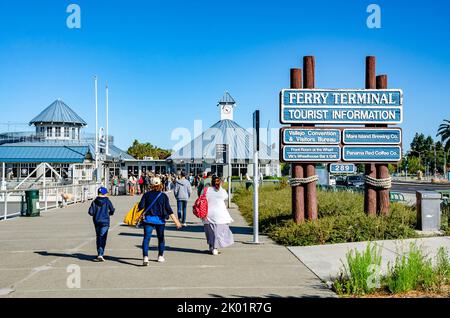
[95,76,99,183]
[106,84,109,156]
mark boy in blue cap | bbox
[88,187,115,262]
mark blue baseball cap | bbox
[98,187,108,195]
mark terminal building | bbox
[0,93,279,190]
[168,92,280,178]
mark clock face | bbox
[223,106,232,114]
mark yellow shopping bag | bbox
[123,203,144,226]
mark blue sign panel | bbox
[329,163,356,174]
[282,89,403,107]
[280,89,403,125]
[342,146,402,162]
[343,128,402,145]
[283,146,341,162]
[283,128,341,145]
[282,107,402,124]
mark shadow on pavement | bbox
[35,251,143,267]
[133,245,210,255]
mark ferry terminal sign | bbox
[280,89,403,124]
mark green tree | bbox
[127,139,172,160]
[437,119,450,151]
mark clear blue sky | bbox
[0,0,449,151]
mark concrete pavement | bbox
[0,190,335,298]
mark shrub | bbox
[333,243,383,295]
[386,243,437,293]
[232,186,418,246]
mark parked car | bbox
[335,176,347,186]
[329,175,336,186]
[345,175,365,188]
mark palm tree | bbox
[437,119,450,151]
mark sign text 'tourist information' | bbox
[280,89,403,124]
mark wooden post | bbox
[364,56,377,216]
[376,75,390,215]
[303,56,318,220]
[290,68,305,224]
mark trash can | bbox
[416,191,441,231]
[25,189,40,217]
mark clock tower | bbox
[218,91,236,121]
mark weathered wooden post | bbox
[290,68,305,224]
[364,56,377,216]
[376,74,391,215]
[303,56,318,220]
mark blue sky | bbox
[0,0,449,151]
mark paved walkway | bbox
[0,191,335,298]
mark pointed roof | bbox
[168,119,277,164]
[218,92,236,105]
[29,100,87,126]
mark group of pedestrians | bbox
[88,171,234,265]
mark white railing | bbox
[0,183,101,221]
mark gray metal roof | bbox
[218,92,236,105]
[169,119,278,164]
[29,100,87,126]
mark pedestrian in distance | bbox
[197,171,212,197]
[174,171,192,227]
[138,177,182,266]
[88,187,115,262]
[202,175,234,255]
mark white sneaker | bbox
[182,223,187,227]
[157,256,165,263]
[97,256,105,262]
[212,249,219,256]
[143,256,149,266]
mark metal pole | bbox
[253,149,259,244]
[228,146,231,208]
[434,143,437,179]
[1,162,5,191]
[44,170,47,211]
[95,76,99,183]
[106,84,109,156]
[4,190,7,221]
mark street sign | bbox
[215,144,228,164]
[282,145,341,162]
[343,128,402,145]
[329,163,356,174]
[342,146,402,162]
[282,128,341,145]
[253,110,260,152]
[280,89,403,125]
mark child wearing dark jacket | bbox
[88,187,115,262]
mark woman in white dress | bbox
[203,175,234,255]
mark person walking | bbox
[197,171,212,197]
[88,187,115,262]
[111,175,119,196]
[128,174,137,196]
[174,171,192,227]
[202,175,234,255]
[138,177,182,266]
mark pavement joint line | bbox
[286,246,333,284]
[7,221,123,292]
[10,285,321,294]
[0,264,305,271]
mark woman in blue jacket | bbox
[138,177,182,266]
